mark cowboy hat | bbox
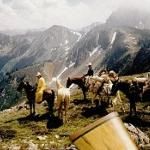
[88,62,92,66]
[36,72,41,77]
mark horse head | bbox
[17,80,26,92]
[111,79,132,96]
[66,77,71,88]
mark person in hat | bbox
[108,70,119,83]
[35,72,46,103]
[84,62,94,77]
[128,80,140,116]
[83,63,94,88]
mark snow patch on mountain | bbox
[65,40,69,44]
[89,46,100,57]
[57,67,68,79]
[110,32,117,45]
[71,31,82,42]
[65,47,70,51]
[69,62,75,68]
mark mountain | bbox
[67,24,150,75]
[106,7,150,30]
[0,7,150,110]
[79,22,102,33]
[0,8,150,78]
[0,25,82,75]
[102,27,150,74]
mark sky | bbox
[0,0,150,31]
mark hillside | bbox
[0,82,149,149]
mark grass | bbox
[0,74,149,149]
[0,93,99,149]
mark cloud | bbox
[0,0,150,31]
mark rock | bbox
[66,144,78,150]
[124,123,150,146]
[8,144,20,150]
[37,135,47,140]
[49,141,55,145]
[0,137,2,142]
[28,141,38,150]
[55,134,60,139]
[139,143,150,149]
[147,106,150,111]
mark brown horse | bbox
[17,80,55,116]
[66,77,88,100]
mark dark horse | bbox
[17,80,55,116]
[111,80,141,116]
[66,77,87,100]
[111,80,131,97]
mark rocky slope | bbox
[0,25,81,75]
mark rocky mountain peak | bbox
[106,7,150,30]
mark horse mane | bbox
[56,79,64,89]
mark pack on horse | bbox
[17,79,55,116]
[66,76,88,100]
[89,75,113,105]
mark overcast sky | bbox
[0,0,150,31]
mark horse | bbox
[17,80,55,116]
[111,80,134,113]
[56,79,70,123]
[89,75,113,105]
[111,90,125,113]
[111,80,142,115]
[66,77,87,100]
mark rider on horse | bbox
[83,62,94,88]
[84,62,94,77]
[35,72,46,103]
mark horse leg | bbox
[58,106,61,119]
[45,92,55,116]
[29,100,32,116]
[32,99,35,115]
[46,99,53,116]
[91,93,95,105]
[64,102,67,123]
[122,103,126,113]
[120,105,125,114]
[82,88,87,101]
[64,97,69,123]
[112,98,117,112]
[58,103,63,121]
